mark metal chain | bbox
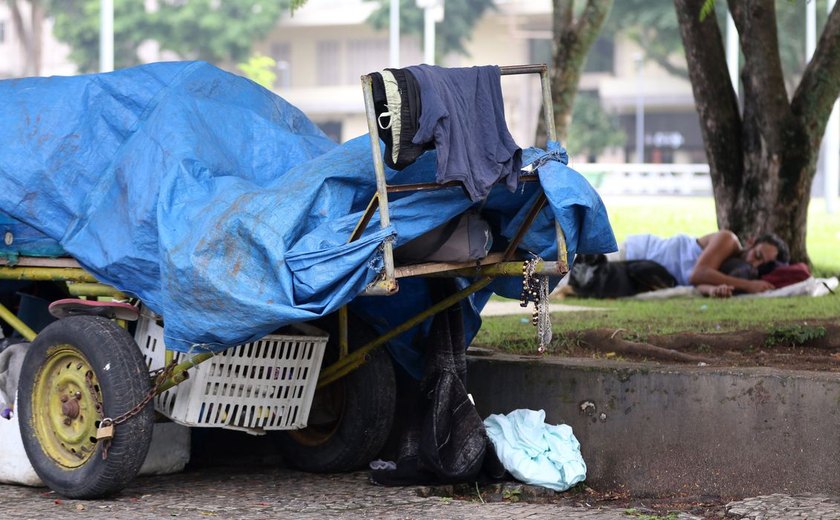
[85,360,177,460]
[520,257,552,353]
[84,370,110,459]
[85,369,105,421]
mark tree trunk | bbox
[536,0,613,147]
[7,0,31,75]
[674,0,840,263]
[7,0,43,77]
[30,0,43,76]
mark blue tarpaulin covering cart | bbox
[0,61,615,498]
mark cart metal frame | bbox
[0,63,568,399]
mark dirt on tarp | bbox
[482,320,840,373]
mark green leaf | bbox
[43,0,291,72]
[699,0,716,22]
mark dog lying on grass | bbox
[569,254,677,298]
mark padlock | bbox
[96,420,115,441]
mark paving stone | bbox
[726,493,840,520]
[1,467,839,519]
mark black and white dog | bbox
[569,254,677,299]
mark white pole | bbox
[826,0,839,213]
[806,0,816,59]
[634,53,644,163]
[100,0,114,72]
[423,7,435,65]
[389,0,400,67]
[826,107,839,214]
[725,12,739,97]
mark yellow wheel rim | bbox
[31,344,103,468]
[287,381,344,447]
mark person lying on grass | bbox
[621,230,790,298]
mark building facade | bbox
[0,3,75,79]
[257,0,705,164]
[0,0,706,164]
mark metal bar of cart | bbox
[0,266,98,283]
[317,276,494,388]
[0,301,37,341]
[322,63,566,382]
[361,75,397,295]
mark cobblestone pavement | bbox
[2,467,840,519]
[0,467,673,520]
[725,494,840,520]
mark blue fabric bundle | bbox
[0,62,616,377]
[484,408,586,491]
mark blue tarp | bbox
[0,62,616,377]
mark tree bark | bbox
[30,0,43,76]
[536,0,613,147]
[675,0,840,262]
[6,0,43,77]
[578,329,712,363]
[730,0,810,258]
[7,0,30,75]
[674,0,743,228]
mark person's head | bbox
[743,233,790,267]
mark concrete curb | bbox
[466,352,840,497]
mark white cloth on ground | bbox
[632,276,838,300]
[484,408,586,492]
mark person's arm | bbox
[689,230,775,294]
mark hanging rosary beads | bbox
[519,257,552,353]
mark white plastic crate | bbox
[135,314,327,434]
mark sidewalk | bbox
[2,466,839,519]
[479,299,608,316]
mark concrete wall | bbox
[467,354,840,497]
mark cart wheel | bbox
[18,316,155,499]
[276,315,396,472]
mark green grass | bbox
[477,196,840,352]
[601,196,840,276]
[474,294,840,353]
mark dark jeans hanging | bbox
[370,279,504,486]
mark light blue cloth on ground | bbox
[484,409,586,492]
[623,233,702,286]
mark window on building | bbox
[271,42,291,88]
[528,39,552,67]
[584,37,615,74]
[529,37,615,74]
[316,120,342,143]
[317,41,341,86]
[345,39,388,84]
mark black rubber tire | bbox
[276,314,396,472]
[18,316,154,499]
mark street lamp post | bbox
[389,0,400,68]
[809,0,839,213]
[826,0,839,213]
[100,0,114,72]
[416,0,444,65]
[725,11,739,98]
[634,53,645,163]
